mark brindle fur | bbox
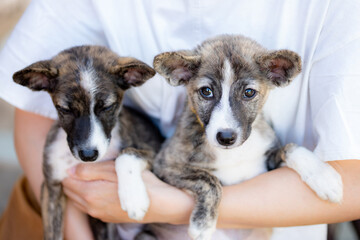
[149,35,303,240]
[13,46,163,240]
[118,107,163,163]
[41,181,66,240]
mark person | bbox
[0,0,360,239]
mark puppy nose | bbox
[216,130,237,146]
[79,149,99,162]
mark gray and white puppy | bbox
[144,35,343,240]
[13,46,163,240]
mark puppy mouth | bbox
[215,141,241,149]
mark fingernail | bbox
[67,166,77,176]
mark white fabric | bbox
[1,0,360,239]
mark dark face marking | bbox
[188,76,221,127]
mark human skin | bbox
[63,159,360,228]
[15,108,360,229]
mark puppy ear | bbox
[256,50,301,87]
[13,60,59,92]
[153,51,201,86]
[111,58,156,90]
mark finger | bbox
[64,179,122,221]
[62,177,89,197]
[64,189,88,213]
[63,178,112,216]
[63,185,87,209]
[67,160,117,182]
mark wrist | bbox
[142,171,194,225]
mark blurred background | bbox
[0,1,358,239]
[0,0,29,214]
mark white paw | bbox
[302,163,343,203]
[115,154,150,221]
[285,146,343,203]
[119,181,150,221]
[188,221,216,240]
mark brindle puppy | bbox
[13,46,163,240]
[142,35,342,240]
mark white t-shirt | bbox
[1,0,359,239]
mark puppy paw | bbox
[115,154,150,221]
[188,221,216,240]
[285,145,343,203]
[303,163,343,203]
[119,182,150,221]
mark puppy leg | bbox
[115,148,152,221]
[265,145,286,171]
[283,143,343,203]
[106,223,120,240]
[41,181,66,240]
[89,218,119,240]
[155,166,222,240]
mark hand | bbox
[62,160,194,224]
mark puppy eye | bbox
[102,103,116,112]
[56,105,71,115]
[199,87,214,99]
[243,88,257,99]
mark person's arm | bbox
[62,159,360,228]
[14,108,54,201]
[14,108,95,239]
[218,160,360,228]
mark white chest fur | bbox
[211,127,276,186]
[46,129,78,182]
[46,123,122,182]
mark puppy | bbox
[141,35,343,240]
[13,46,163,240]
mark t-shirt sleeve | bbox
[0,0,107,119]
[309,0,360,161]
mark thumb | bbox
[67,160,117,182]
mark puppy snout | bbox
[216,129,237,146]
[79,149,99,162]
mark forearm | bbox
[65,200,95,240]
[63,159,360,228]
[14,108,54,201]
[217,160,360,228]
